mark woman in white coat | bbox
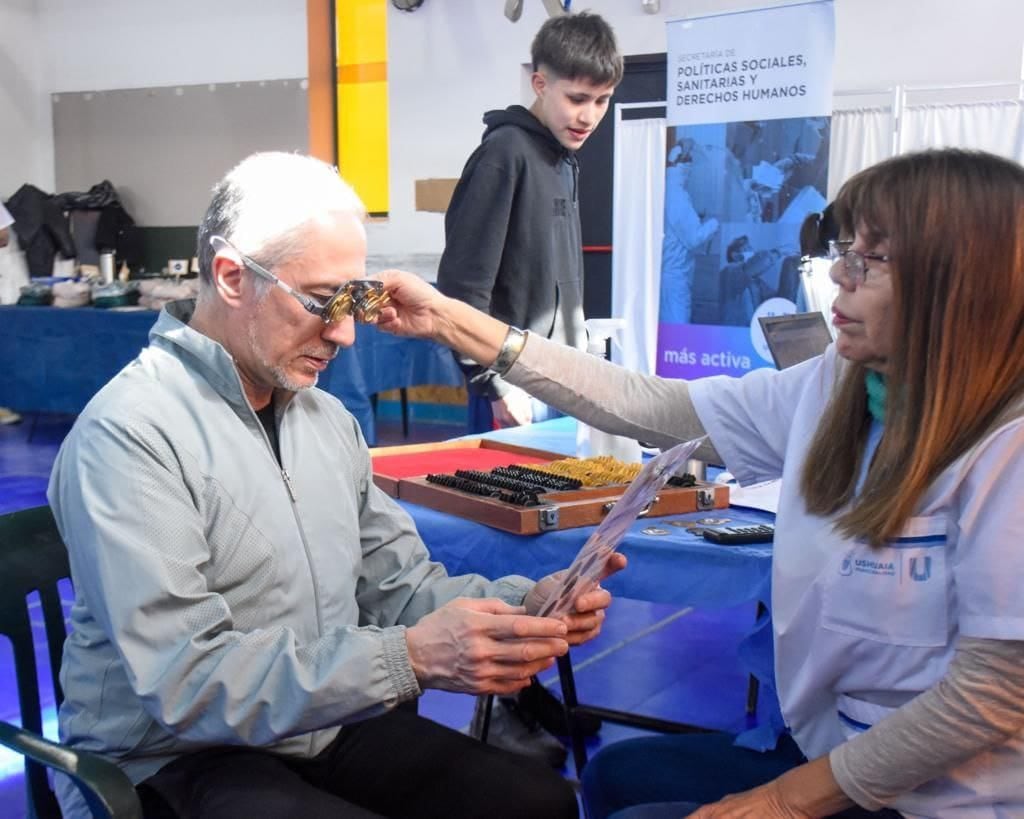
[376,149,1024,818]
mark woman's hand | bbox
[374,269,513,368]
[687,757,853,819]
[374,269,447,341]
[685,780,815,818]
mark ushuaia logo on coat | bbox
[840,554,896,577]
[909,556,932,582]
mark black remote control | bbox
[701,523,775,545]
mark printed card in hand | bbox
[535,437,706,618]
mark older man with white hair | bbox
[48,152,622,819]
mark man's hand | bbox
[405,597,570,695]
[491,387,533,428]
[0,227,9,249]
[524,553,627,645]
[374,269,447,341]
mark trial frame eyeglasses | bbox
[827,239,890,288]
[209,235,389,324]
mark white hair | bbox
[196,152,365,289]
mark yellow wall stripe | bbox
[335,0,389,215]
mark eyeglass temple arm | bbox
[210,235,320,316]
[241,256,308,302]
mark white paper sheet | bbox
[727,479,781,514]
[536,436,706,618]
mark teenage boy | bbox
[436,11,623,765]
[437,11,622,433]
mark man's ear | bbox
[211,253,245,306]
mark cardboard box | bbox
[414,178,459,213]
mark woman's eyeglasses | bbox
[209,235,389,323]
[827,239,890,287]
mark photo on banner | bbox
[657,1,835,379]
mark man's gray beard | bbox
[247,315,319,393]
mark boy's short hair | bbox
[531,12,623,87]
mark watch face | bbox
[391,0,425,10]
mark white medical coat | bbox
[690,347,1024,818]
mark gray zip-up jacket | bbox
[48,300,533,818]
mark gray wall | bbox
[53,79,309,226]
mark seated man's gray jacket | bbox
[48,299,532,818]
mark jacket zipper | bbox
[277,469,325,637]
[243,390,325,638]
[278,466,325,758]
[281,469,297,502]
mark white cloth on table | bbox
[0,219,30,305]
[52,280,92,308]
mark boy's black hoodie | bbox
[437,105,585,400]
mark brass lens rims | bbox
[324,280,390,324]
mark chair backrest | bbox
[0,505,143,819]
[0,505,70,818]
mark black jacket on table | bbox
[5,185,75,278]
[57,181,143,270]
[437,105,585,401]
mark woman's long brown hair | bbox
[800,150,1024,544]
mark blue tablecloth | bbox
[394,417,784,746]
[404,497,774,608]
[0,305,463,445]
[408,419,773,608]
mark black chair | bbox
[480,632,763,776]
[0,505,142,818]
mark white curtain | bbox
[827,106,894,198]
[898,100,1024,163]
[611,115,665,376]
[826,100,1024,196]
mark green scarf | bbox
[865,371,886,423]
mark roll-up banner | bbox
[656,1,835,378]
